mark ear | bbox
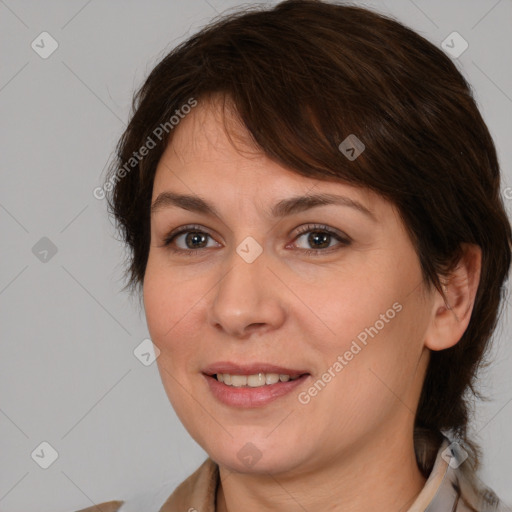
[424,243,482,351]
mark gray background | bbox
[1,0,511,511]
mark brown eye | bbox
[304,231,332,249]
[292,224,351,255]
[162,225,221,255]
[179,231,209,249]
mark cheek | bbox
[296,259,427,420]
[143,265,205,418]
[143,260,204,371]
[292,263,403,356]
[144,254,200,337]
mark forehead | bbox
[157,97,267,172]
[153,97,380,212]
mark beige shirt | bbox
[75,436,509,512]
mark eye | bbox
[290,224,351,255]
[161,224,220,256]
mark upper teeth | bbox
[216,373,301,387]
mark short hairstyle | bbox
[105,0,512,476]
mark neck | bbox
[215,424,426,512]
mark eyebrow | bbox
[150,191,376,221]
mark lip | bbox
[202,361,309,378]
[203,372,310,408]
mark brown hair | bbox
[105,0,511,476]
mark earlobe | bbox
[424,244,482,352]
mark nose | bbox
[207,248,287,339]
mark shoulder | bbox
[73,500,125,512]
[72,458,219,512]
[69,459,217,512]
[159,457,219,511]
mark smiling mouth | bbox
[203,371,311,408]
[213,372,308,388]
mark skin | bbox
[143,96,482,512]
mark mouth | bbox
[201,363,311,407]
[203,362,309,377]
[210,372,307,388]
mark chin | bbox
[202,434,308,476]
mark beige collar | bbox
[159,438,456,512]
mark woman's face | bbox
[143,99,435,475]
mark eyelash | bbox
[161,223,352,257]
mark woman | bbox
[79,0,512,510]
